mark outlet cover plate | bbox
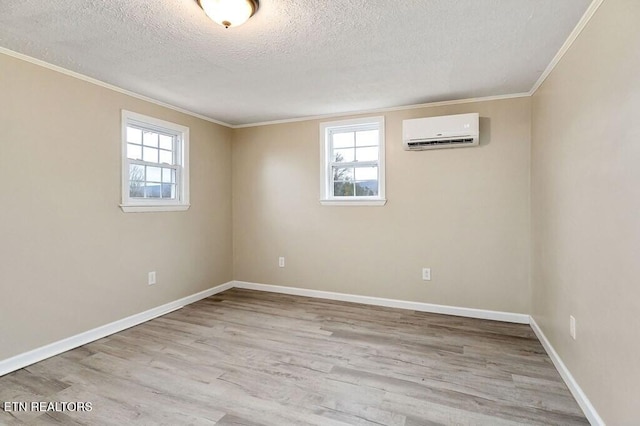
[422,268,431,281]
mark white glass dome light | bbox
[198,0,259,28]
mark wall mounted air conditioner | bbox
[403,112,479,150]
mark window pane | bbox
[355,146,378,162]
[333,148,354,162]
[127,143,142,160]
[129,164,145,198]
[356,130,378,147]
[162,168,175,183]
[143,131,159,147]
[355,166,378,181]
[355,166,378,196]
[334,181,354,196]
[332,166,354,182]
[127,127,142,144]
[332,132,354,149]
[129,184,144,198]
[129,164,144,183]
[159,149,173,165]
[145,183,161,198]
[161,184,176,199]
[159,134,173,150]
[355,181,378,196]
[143,147,158,163]
[147,166,161,182]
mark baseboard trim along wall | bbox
[0,281,234,377]
[530,317,605,426]
[233,280,530,324]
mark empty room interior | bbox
[0,0,638,425]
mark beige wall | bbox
[0,53,233,360]
[531,1,640,424]
[233,98,531,314]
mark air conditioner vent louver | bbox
[407,137,475,148]
[403,113,479,151]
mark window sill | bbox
[120,204,190,213]
[320,199,387,206]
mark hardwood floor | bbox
[0,289,588,425]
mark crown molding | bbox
[232,93,531,129]
[0,46,234,128]
[529,0,604,96]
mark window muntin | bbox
[320,117,386,205]
[121,111,189,212]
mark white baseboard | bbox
[233,281,530,324]
[530,317,604,426]
[0,281,234,377]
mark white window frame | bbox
[120,110,190,213]
[319,116,386,206]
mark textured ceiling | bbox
[0,0,591,125]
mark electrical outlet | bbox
[148,271,156,286]
[422,268,431,281]
[569,315,576,340]
[278,257,285,268]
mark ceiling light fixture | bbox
[197,0,259,28]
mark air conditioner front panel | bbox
[402,113,479,150]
